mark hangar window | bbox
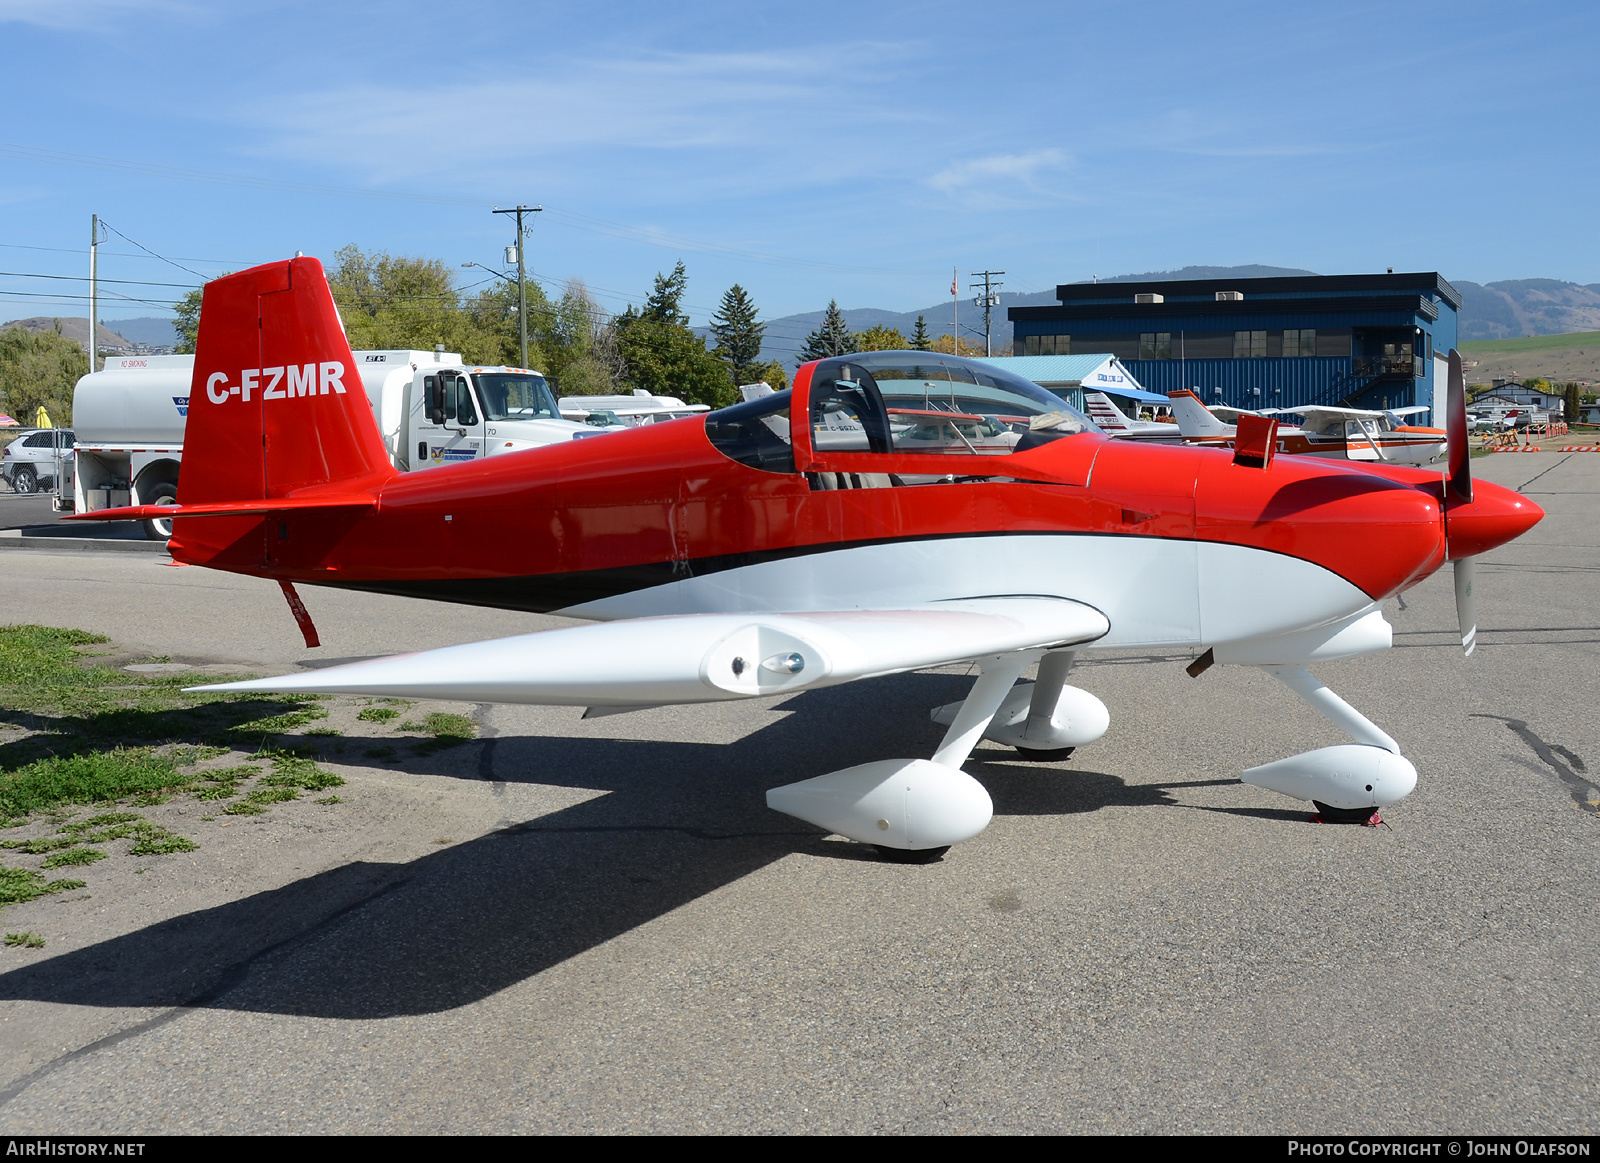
[1029,334,1069,356]
[1282,329,1317,357]
[1233,330,1267,358]
[1138,332,1172,360]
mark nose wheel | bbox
[873,844,950,864]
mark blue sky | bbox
[1,0,1596,356]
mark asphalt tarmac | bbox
[0,451,1595,1134]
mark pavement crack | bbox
[1474,713,1599,816]
[0,875,411,1111]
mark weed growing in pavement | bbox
[222,801,266,816]
[357,707,399,723]
[42,847,106,868]
[399,712,477,756]
[4,932,44,948]
[0,865,84,906]
[314,796,341,805]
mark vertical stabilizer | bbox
[179,257,397,506]
[1167,389,1234,438]
[1083,391,1135,431]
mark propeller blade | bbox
[1454,555,1477,657]
[1446,349,1472,505]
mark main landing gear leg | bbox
[765,650,1041,863]
[1240,665,1417,825]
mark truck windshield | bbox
[473,373,560,422]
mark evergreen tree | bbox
[800,300,858,362]
[910,315,932,351]
[709,284,765,385]
[642,260,690,326]
[614,261,738,409]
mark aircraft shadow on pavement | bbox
[0,672,1196,1021]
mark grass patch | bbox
[305,728,342,737]
[229,705,328,735]
[0,865,84,906]
[314,795,341,805]
[0,749,185,818]
[245,786,298,806]
[357,707,398,723]
[129,829,197,856]
[400,712,476,755]
[222,801,266,816]
[4,931,43,948]
[3,834,82,854]
[42,846,106,868]
[259,755,344,792]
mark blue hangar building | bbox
[1008,271,1461,419]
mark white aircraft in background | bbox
[1168,390,1448,465]
[1083,391,1185,443]
[559,390,710,428]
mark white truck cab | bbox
[352,350,612,472]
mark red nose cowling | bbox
[1444,480,1543,560]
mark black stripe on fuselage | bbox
[316,529,1144,614]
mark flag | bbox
[951,269,957,297]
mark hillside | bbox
[0,316,135,349]
[1455,279,1600,340]
[1459,330,1600,385]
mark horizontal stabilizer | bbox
[188,597,1110,707]
[66,494,378,523]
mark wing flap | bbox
[189,597,1109,707]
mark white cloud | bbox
[928,149,1074,208]
[238,46,921,196]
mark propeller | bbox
[1445,350,1476,656]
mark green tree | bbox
[172,284,209,355]
[709,284,765,385]
[910,315,932,351]
[856,324,908,352]
[534,280,621,396]
[750,359,789,392]
[642,260,690,326]
[0,324,88,426]
[615,263,737,409]
[329,245,515,364]
[800,300,857,362]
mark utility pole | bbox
[492,205,541,370]
[88,214,100,371]
[969,269,1005,357]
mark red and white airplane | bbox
[1169,390,1449,465]
[74,258,1541,859]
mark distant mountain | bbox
[1454,280,1600,341]
[1095,264,1317,283]
[0,316,135,349]
[102,316,180,349]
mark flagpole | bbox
[952,266,958,358]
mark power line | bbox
[0,269,200,289]
[97,220,209,281]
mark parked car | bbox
[1,428,76,493]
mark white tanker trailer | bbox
[72,348,630,539]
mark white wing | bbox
[193,597,1109,707]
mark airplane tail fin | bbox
[178,257,397,506]
[1167,389,1233,438]
[1083,391,1135,431]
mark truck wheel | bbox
[12,466,36,494]
[142,482,179,541]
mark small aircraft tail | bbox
[180,257,396,505]
[1083,391,1135,431]
[68,257,396,525]
[1167,389,1233,438]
